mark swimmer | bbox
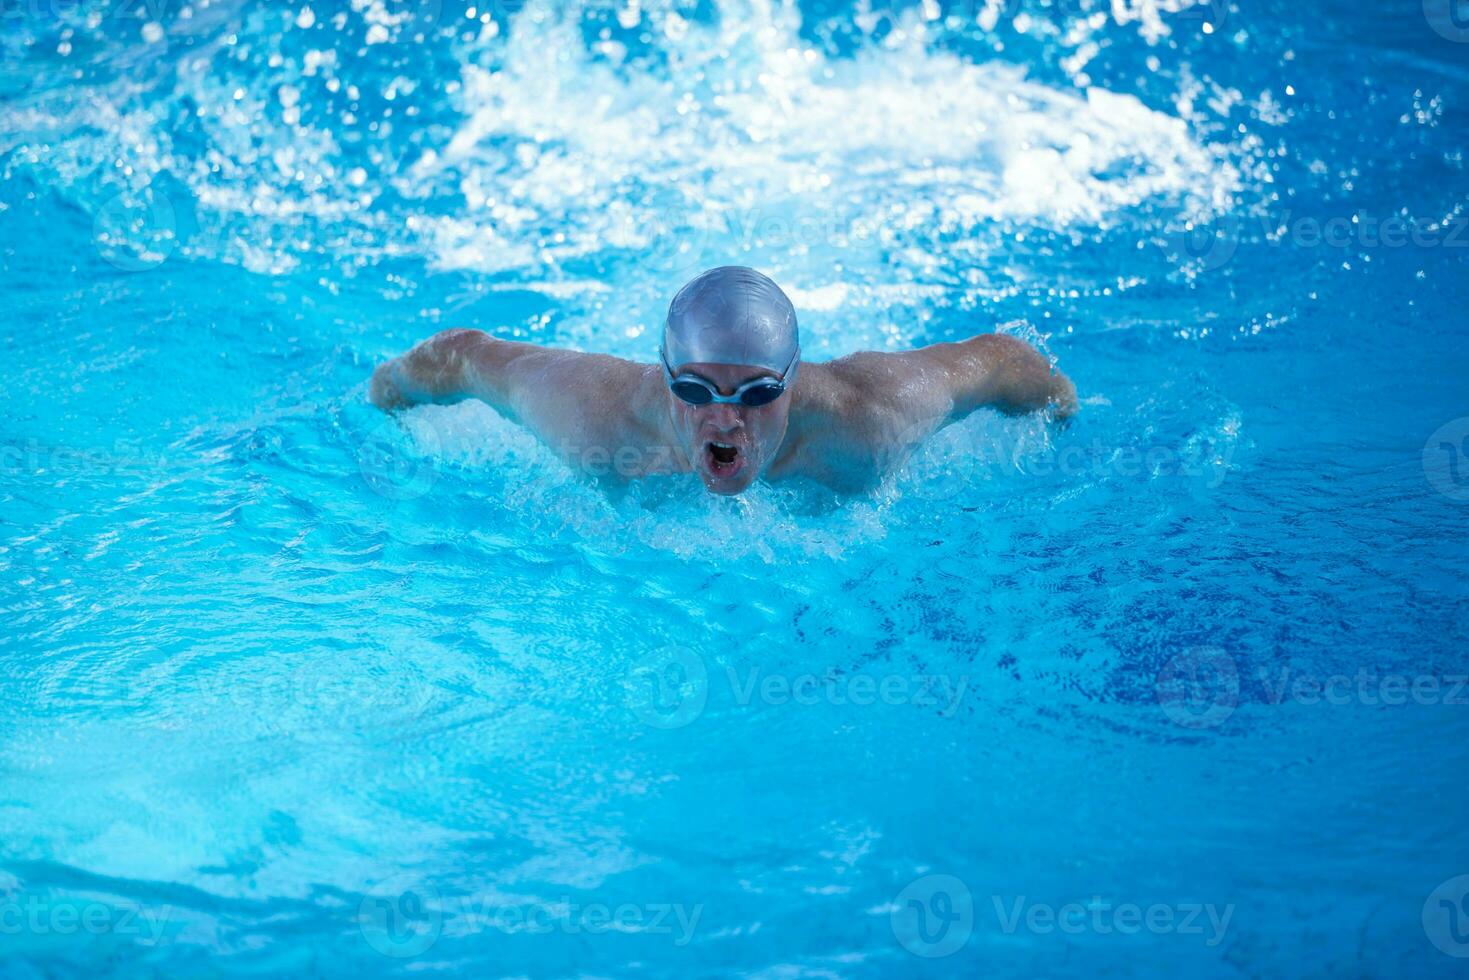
[369,266,1077,495]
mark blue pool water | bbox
[2,0,1468,975]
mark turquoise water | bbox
[2,0,1468,975]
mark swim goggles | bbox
[660,346,800,407]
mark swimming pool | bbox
[2,0,1467,974]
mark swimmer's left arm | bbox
[823,334,1074,465]
[920,333,1077,422]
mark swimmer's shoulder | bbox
[794,352,948,440]
[782,355,936,489]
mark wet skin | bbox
[370,328,1077,496]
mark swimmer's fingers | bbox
[1048,373,1079,425]
[369,360,408,412]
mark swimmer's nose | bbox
[702,403,744,432]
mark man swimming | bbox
[369,266,1077,495]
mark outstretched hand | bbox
[1049,372,1079,424]
[369,359,408,412]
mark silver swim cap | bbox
[661,266,800,376]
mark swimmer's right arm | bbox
[369,329,543,418]
[369,330,651,456]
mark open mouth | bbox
[704,440,743,478]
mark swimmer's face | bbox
[667,362,794,495]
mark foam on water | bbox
[2,0,1246,353]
